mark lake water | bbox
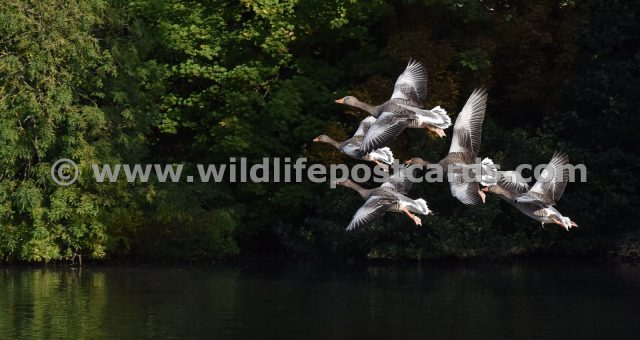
[1,261,639,339]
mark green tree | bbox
[0,0,119,261]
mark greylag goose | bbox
[493,152,577,230]
[405,88,489,205]
[482,167,571,228]
[335,59,451,138]
[337,167,432,230]
[314,116,394,170]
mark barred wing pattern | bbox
[449,88,488,156]
[390,59,428,108]
[346,196,395,231]
[527,152,570,205]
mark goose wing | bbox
[449,88,488,156]
[449,171,483,205]
[390,59,428,107]
[496,171,530,195]
[351,116,377,144]
[346,196,395,231]
[360,112,411,154]
[528,152,570,205]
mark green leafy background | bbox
[0,0,638,262]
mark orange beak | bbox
[335,98,345,104]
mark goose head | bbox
[334,179,352,187]
[313,135,331,143]
[314,135,342,150]
[482,185,508,199]
[335,96,359,106]
[335,96,379,116]
[404,158,431,167]
[334,179,370,198]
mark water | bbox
[1,261,639,339]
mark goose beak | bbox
[335,98,345,104]
[481,187,489,192]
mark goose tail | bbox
[561,216,578,231]
[369,147,394,165]
[414,198,430,215]
[429,106,451,128]
[480,157,499,186]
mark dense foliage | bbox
[0,0,638,262]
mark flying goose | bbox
[336,167,432,230]
[405,88,490,205]
[314,116,394,170]
[335,59,451,139]
[508,152,578,230]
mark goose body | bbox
[406,88,489,205]
[336,59,451,144]
[483,153,578,230]
[314,116,394,169]
[337,167,431,230]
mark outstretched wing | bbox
[390,59,428,107]
[381,165,419,195]
[346,196,394,231]
[351,116,377,144]
[496,171,530,195]
[449,170,483,205]
[528,152,570,205]
[449,88,488,156]
[360,112,411,154]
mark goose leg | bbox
[550,216,570,231]
[426,126,446,138]
[560,216,577,229]
[478,188,486,203]
[402,208,422,226]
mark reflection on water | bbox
[1,262,639,339]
